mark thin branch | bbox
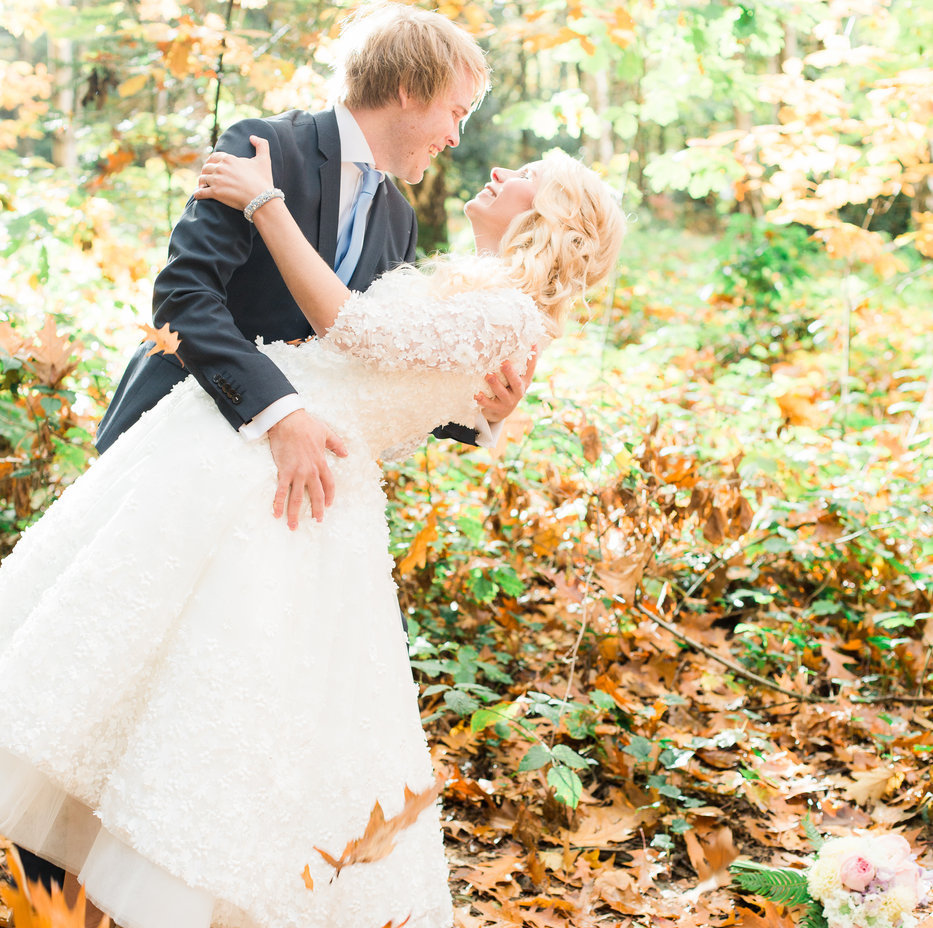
[634,601,818,702]
[553,566,595,745]
[210,0,236,150]
[634,601,933,706]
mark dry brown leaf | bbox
[703,507,727,545]
[736,900,796,927]
[141,322,183,362]
[775,390,826,428]
[843,766,900,805]
[594,542,652,604]
[562,793,652,848]
[0,320,26,354]
[30,315,81,386]
[314,772,444,876]
[684,824,739,887]
[452,853,523,894]
[579,423,601,463]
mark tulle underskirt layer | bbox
[0,749,222,928]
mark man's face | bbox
[388,70,477,184]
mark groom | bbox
[96,2,533,529]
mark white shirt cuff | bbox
[238,394,303,441]
[473,414,504,449]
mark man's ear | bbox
[398,86,413,110]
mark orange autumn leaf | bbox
[314,772,445,876]
[737,900,797,927]
[30,314,82,387]
[141,322,184,363]
[398,508,439,574]
[579,424,601,463]
[0,320,27,355]
[0,845,110,928]
[88,147,135,190]
[301,863,313,890]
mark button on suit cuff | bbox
[238,394,303,441]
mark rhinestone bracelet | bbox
[243,188,285,223]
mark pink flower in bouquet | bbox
[839,854,875,892]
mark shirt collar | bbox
[334,103,379,173]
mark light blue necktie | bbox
[335,162,381,285]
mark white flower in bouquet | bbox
[806,834,932,928]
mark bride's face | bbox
[465,164,540,249]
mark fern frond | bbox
[802,815,824,852]
[801,900,829,928]
[729,859,811,907]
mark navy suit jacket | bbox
[96,109,476,452]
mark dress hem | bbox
[0,748,228,928]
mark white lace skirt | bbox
[0,380,452,928]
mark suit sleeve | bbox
[151,118,297,430]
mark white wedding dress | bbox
[0,265,546,928]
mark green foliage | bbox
[802,816,825,852]
[713,214,821,312]
[729,859,812,907]
[802,902,830,928]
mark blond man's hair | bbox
[331,3,489,112]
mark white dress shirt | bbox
[239,104,502,448]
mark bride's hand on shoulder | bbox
[194,135,275,210]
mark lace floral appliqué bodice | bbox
[260,267,548,459]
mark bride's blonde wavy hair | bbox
[423,151,625,331]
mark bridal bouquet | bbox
[730,829,933,928]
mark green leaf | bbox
[551,744,591,769]
[729,860,811,907]
[590,690,616,710]
[470,701,519,733]
[444,689,480,716]
[519,743,552,771]
[492,565,525,597]
[547,765,583,808]
[466,569,498,604]
[623,735,654,764]
[421,684,450,697]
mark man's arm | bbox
[153,118,299,426]
[156,118,347,525]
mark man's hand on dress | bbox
[475,346,539,424]
[267,410,348,528]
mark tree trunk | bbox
[49,34,77,171]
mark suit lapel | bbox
[314,110,341,267]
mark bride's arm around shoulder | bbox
[194,135,350,336]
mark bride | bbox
[0,139,624,928]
